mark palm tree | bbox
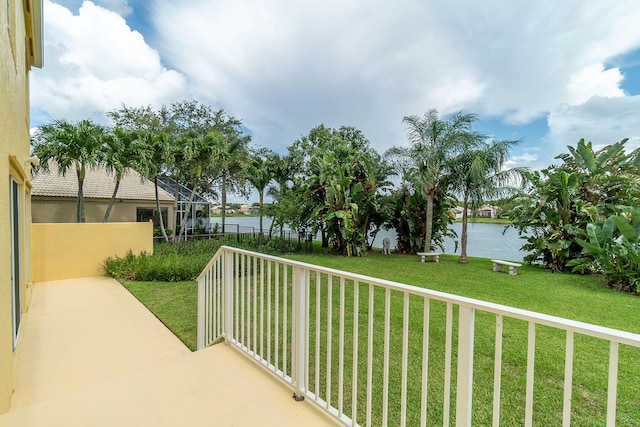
[173,130,223,241]
[246,150,274,235]
[447,138,525,263]
[102,128,151,222]
[214,130,250,232]
[266,153,298,238]
[402,109,477,252]
[32,119,106,222]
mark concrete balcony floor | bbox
[0,277,334,426]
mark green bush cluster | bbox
[103,237,308,282]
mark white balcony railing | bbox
[197,246,640,426]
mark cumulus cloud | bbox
[31,0,186,125]
[147,0,640,160]
[547,96,640,153]
[31,0,640,171]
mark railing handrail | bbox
[202,246,640,347]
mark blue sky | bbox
[31,0,640,176]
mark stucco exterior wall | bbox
[32,197,175,230]
[31,222,154,282]
[1,0,41,414]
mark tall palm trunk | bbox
[221,173,227,232]
[459,196,470,264]
[76,165,86,223]
[103,179,121,222]
[154,176,169,242]
[258,190,264,235]
[423,191,435,252]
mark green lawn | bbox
[121,251,640,425]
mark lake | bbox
[210,217,528,262]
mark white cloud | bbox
[31,0,640,170]
[94,0,131,16]
[147,0,640,157]
[547,96,640,154]
[31,0,186,125]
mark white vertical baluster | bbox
[292,266,307,401]
[241,254,246,347]
[260,258,264,360]
[606,341,619,427]
[326,274,333,408]
[339,277,345,416]
[253,256,257,354]
[492,314,503,427]
[315,271,321,398]
[197,275,205,350]
[283,265,288,377]
[352,280,359,426]
[382,288,391,426]
[456,306,475,427]
[267,261,272,366]
[225,249,234,344]
[420,298,430,427]
[275,262,280,372]
[401,292,410,427]
[562,331,574,427]
[443,303,453,426]
[524,322,536,427]
[366,284,374,427]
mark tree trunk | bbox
[170,179,179,241]
[103,179,121,222]
[221,173,227,232]
[459,197,469,264]
[258,191,264,235]
[423,191,434,252]
[154,176,169,242]
[76,166,85,223]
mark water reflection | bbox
[210,217,528,261]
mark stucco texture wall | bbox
[1,0,37,414]
[32,197,175,229]
[31,222,154,282]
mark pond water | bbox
[210,217,528,261]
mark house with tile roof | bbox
[31,162,175,229]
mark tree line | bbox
[31,100,640,292]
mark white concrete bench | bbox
[417,252,440,263]
[492,259,522,276]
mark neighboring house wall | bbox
[31,222,153,282]
[0,0,42,414]
[31,197,175,229]
[31,165,176,230]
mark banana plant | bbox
[568,206,640,292]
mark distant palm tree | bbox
[246,150,274,235]
[173,129,223,241]
[102,128,151,222]
[214,131,250,232]
[32,119,106,222]
[447,138,525,263]
[402,109,477,252]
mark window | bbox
[10,177,22,349]
[136,207,168,229]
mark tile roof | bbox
[31,162,174,202]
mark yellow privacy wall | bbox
[31,222,153,282]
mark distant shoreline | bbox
[211,213,511,224]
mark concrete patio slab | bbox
[2,277,334,426]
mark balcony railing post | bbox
[292,266,307,401]
[456,305,475,427]
[197,276,205,350]
[224,248,234,345]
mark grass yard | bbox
[120,250,640,425]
